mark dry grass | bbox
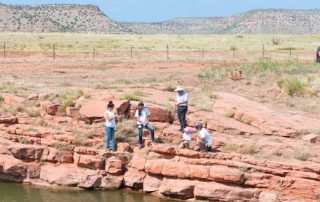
[115,119,137,144]
[222,143,259,155]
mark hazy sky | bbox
[2,0,320,22]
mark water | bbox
[0,182,174,202]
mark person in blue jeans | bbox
[175,86,189,132]
[135,101,155,149]
[104,101,118,151]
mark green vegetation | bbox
[123,90,145,101]
[164,84,176,92]
[115,119,137,144]
[95,83,110,89]
[26,107,41,117]
[278,77,305,97]
[222,144,259,155]
[293,145,311,161]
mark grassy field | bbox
[0,32,319,52]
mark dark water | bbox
[0,182,174,202]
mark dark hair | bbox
[138,101,144,116]
[107,101,115,109]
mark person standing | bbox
[135,101,155,149]
[194,122,213,152]
[175,86,188,132]
[104,101,118,151]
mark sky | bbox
[2,0,320,22]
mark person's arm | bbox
[146,108,151,125]
[175,94,188,106]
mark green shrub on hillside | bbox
[278,77,305,97]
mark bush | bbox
[73,128,95,146]
[123,90,144,101]
[164,84,176,92]
[95,83,110,89]
[197,67,227,81]
[222,144,259,155]
[26,108,41,117]
[279,77,305,96]
[0,95,4,104]
[115,119,137,144]
[293,145,311,161]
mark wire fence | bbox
[0,42,318,65]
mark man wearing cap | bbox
[175,86,189,132]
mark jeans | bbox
[317,56,320,63]
[177,106,188,130]
[105,126,116,151]
[137,124,155,145]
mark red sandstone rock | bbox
[302,134,319,144]
[189,165,210,180]
[161,161,181,177]
[28,94,39,100]
[145,160,163,175]
[41,148,74,163]
[7,144,44,161]
[209,166,244,184]
[123,168,146,189]
[77,155,104,170]
[74,147,99,156]
[66,107,80,117]
[143,174,163,193]
[100,174,123,190]
[130,155,146,171]
[116,143,133,153]
[105,156,123,174]
[46,104,60,116]
[78,175,102,189]
[2,94,25,105]
[159,178,195,200]
[258,191,279,202]
[0,117,18,125]
[151,144,176,155]
[194,181,260,201]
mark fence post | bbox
[289,49,292,59]
[53,43,56,61]
[3,42,6,60]
[262,44,265,58]
[233,49,236,58]
[92,47,95,63]
[130,46,133,59]
[202,49,204,60]
[167,45,169,60]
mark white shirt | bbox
[199,128,213,147]
[176,92,188,106]
[182,133,192,142]
[105,110,116,128]
[135,108,151,125]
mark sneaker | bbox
[151,141,156,145]
[139,144,144,149]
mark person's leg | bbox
[145,124,155,143]
[106,127,111,150]
[180,106,188,130]
[177,107,183,131]
[110,128,116,151]
[137,125,144,147]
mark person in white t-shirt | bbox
[135,101,155,148]
[104,101,118,151]
[194,122,213,152]
[179,127,193,149]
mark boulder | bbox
[129,155,146,171]
[194,181,260,201]
[105,156,123,174]
[189,165,210,180]
[78,175,102,189]
[46,104,60,116]
[209,166,244,184]
[159,178,195,200]
[41,148,74,163]
[145,159,163,175]
[259,191,279,202]
[116,143,133,153]
[143,174,163,193]
[123,168,146,189]
[74,147,99,156]
[302,134,319,144]
[0,117,18,125]
[100,174,124,190]
[8,144,44,162]
[77,155,104,170]
[66,107,80,117]
[79,99,130,123]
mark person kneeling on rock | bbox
[194,122,213,152]
[178,127,193,149]
[135,101,155,149]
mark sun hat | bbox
[174,86,184,92]
[183,127,193,133]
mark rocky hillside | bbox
[1,3,320,34]
[0,3,126,33]
[126,9,320,34]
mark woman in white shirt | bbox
[104,101,118,151]
[135,101,155,149]
[195,122,213,152]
